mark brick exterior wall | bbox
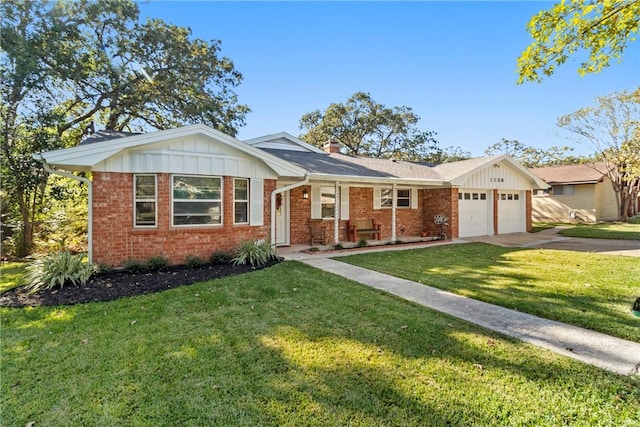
[422,188,458,239]
[525,190,532,232]
[92,172,275,266]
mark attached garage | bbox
[431,156,547,238]
[458,190,491,237]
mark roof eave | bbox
[308,173,448,186]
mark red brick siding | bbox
[92,172,275,266]
[422,188,458,239]
[525,190,532,232]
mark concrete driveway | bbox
[461,228,640,257]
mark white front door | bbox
[275,191,289,245]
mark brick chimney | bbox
[323,139,340,154]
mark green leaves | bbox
[517,0,640,83]
[299,92,457,162]
[22,251,96,293]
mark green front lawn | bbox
[557,222,640,240]
[2,262,638,425]
[0,262,27,293]
[338,243,640,342]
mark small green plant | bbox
[308,247,320,252]
[209,250,233,264]
[232,239,278,267]
[96,263,114,274]
[122,259,146,273]
[185,255,207,268]
[333,243,344,250]
[22,251,96,293]
[146,256,169,271]
[356,238,368,248]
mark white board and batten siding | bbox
[457,162,528,237]
[92,135,278,179]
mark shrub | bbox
[232,239,278,267]
[209,250,233,265]
[146,256,169,271]
[122,259,147,273]
[185,255,207,268]
[356,238,368,248]
[22,251,96,293]
[334,243,344,250]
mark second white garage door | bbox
[458,190,491,237]
[498,192,525,234]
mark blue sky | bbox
[139,1,638,157]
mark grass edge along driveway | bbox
[337,243,640,343]
[2,261,639,426]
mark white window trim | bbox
[234,178,249,225]
[171,174,223,228]
[377,187,414,209]
[133,174,157,228]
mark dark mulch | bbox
[0,259,281,308]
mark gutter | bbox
[34,154,93,264]
[270,175,309,250]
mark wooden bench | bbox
[348,218,381,242]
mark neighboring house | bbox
[35,124,546,266]
[530,163,618,223]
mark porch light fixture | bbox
[302,189,309,200]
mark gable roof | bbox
[79,129,141,145]
[530,162,608,185]
[433,154,549,188]
[35,124,307,177]
[244,132,325,153]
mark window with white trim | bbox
[234,178,249,224]
[321,187,336,218]
[172,175,222,226]
[134,174,156,227]
[381,188,411,208]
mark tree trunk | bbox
[15,188,33,258]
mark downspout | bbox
[270,175,309,250]
[36,156,93,263]
[391,183,397,242]
[333,181,340,244]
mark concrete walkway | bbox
[282,245,640,376]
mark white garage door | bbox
[458,190,490,237]
[498,192,524,234]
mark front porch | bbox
[276,234,448,258]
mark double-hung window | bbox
[172,175,222,226]
[234,178,249,224]
[134,175,156,227]
[380,188,411,208]
[321,187,336,218]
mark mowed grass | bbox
[338,243,640,342]
[558,222,640,240]
[2,262,639,426]
[0,262,27,293]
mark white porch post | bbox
[333,181,340,244]
[391,183,397,242]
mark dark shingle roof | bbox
[262,149,441,180]
[79,129,141,145]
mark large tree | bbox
[299,92,443,161]
[558,89,640,221]
[485,138,588,168]
[517,0,640,83]
[1,0,249,256]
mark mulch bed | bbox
[0,259,281,308]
